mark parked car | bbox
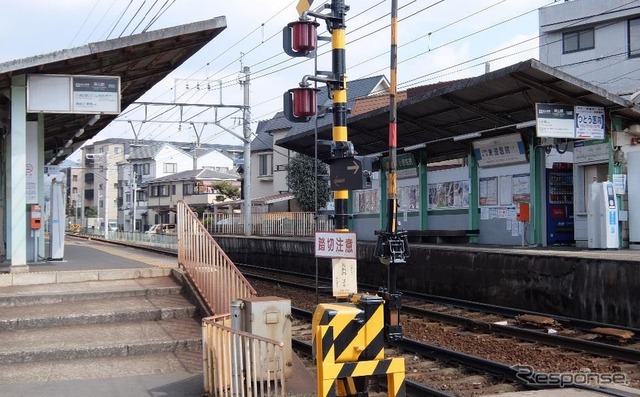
[145,224,176,234]
[214,217,243,233]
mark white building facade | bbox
[539,0,640,98]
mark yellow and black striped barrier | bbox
[313,294,406,397]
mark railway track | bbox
[289,307,636,397]
[240,264,640,395]
[237,263,640,361]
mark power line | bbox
[105,0,135,40]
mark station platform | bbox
[0,237,316,397]
[213,233,640,329]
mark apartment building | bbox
[539,0,640,98]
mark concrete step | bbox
[0,317,202,364]
[0,293,197,331]
[0,350,202,385]
[0,276,182,308]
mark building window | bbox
[630,18,640,57]
[164,163,177,173]
[114,147,121,154]
[137,190,147,201]
[183,184,194,195]
[72,175,78,182]
[136,163,151,175]
[563,28,594,53]
[259,154,273,177]
[171,185,176,195]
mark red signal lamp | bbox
[283,19,320,57]
[283,86,319,123]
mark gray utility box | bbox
[242,296,292,379]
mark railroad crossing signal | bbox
[296,0,314,16]
[329,156,373,191]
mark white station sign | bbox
[27,74,121,114]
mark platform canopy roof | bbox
[277,59,640,162]
[0,17,227,164]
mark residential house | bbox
[121,142,195,231]
[145,168,240,224]
[539,0,640,98]
[251,75,390,212]
[195,148,235,171]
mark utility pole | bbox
[104,166,109,239]
[240,66,252,236]
[132,168,138,232]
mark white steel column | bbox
[38,114,46,260]
[9,75,28,271]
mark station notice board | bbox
[315,231,358,297]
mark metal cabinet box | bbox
[242,296,292,378]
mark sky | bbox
[0,0,558,161]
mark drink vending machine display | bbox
[546,168,574,245]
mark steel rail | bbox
[402,305,640,363]
[292,308,632,397]
[237,262,640,341]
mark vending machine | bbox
[546,167,574,245]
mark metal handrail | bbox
[176,201,256,315]
[203,315,286,397]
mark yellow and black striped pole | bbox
[377,0,405,344]
[331,0,350,232]
[387,0,399,238]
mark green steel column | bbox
[610,115,623,246]
[530,139,542,246]
[419,150,428,230]
[468,152,479,243]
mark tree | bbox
[287,153,330,212]
[211,181,240,203]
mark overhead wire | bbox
[142,0,177,32]
[117,0,148,38]
[96,0,519,147]
[105,0,135,40]
[129,0,162,35]
[100,0,611,151]
[68,0,101,47]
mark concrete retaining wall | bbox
[214,236,639,328]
